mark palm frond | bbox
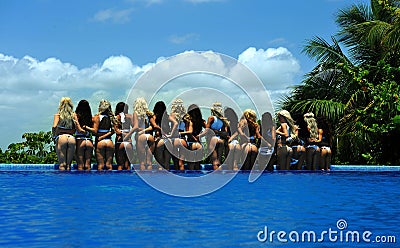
[291,99,345,122]
[302,36,351,65]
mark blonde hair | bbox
[277,110,298,139]
[211,102,229,126]
[134,97,153,120]
[58,97,74,129]
[243,109,258,127]
[97,99,118,126]
[171,98,186,121]
[304,112,319,140]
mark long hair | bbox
[262,112,274,129]
[58,97,74,129]
[153,101,167,126]
[153,101,171,134]
[188,104,203,136]
[304,112,319,140]
[317,116,331,145]
[98,99,118,126]
[262,112,275,144]
[277,110,298,139]
[224,107,238,134]
[242,109,258,135]
[75,99,93,128]
[115,102,128,116]
[211,102,229,127]
[170,98,186,122]
[134,97,152,120]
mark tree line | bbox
[280,0,400,165]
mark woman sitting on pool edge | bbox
[276,110,297,170]
[152,101,177,170]
[198,102,229,170]
[169,99,189,170]
[316,116,332,171]
[238,109,262,170]
[74,99,94,171]
[91,100,118,171]
[133,97,157,170]
[303,112,321,170]
[224,107,242,170]
[114,102,134,171]
[52,97,76,171]
[185,104,206,170]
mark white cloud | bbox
[0,47,301,149]
[169,33,200,44]
[92,8,134,24]
[0,53,152,150]
[238,47,301,99]
[268,37,288,45]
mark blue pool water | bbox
[0,171,399,247]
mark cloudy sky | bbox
[0,0,368,150]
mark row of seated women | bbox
[275,110,332,171]
[52,97,331,171]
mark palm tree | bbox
[280,0,400,164]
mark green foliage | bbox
[0,131,57,164]
[281,0,400,165]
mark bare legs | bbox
[137,134,155,170]
[306,146,320,170]
[241,143,258,170]
[320,147,332,171]
[56,134,76,171]
[76,139,93,170]
[209,137,225,170]
[155,139,172,170]
[226,142,241,170]
[277,145,292,170]
[172,138,187,170]
[116,142,132,170]
[290,145,306,170]
[187,142,202,170]
[96,140,114,171]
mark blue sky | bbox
[0,0,368,149]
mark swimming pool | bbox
[0,170,399,247]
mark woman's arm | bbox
[316,128,323,143]
[114,115,123,136]
[83,115,99,134]
[73,113,86,133]
[138,115,155,135]
[52,113,60,137]
[52,113,60,128]
[197,116,213,139]
[228,131,238,143]
[179,121,193,136]
[237,118,249,139]
[123,112,139,141]
[276,123,289,138]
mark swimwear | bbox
[210,116,223,131]
[259,146,274,156]
[97,114,112,140]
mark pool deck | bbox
[0,164,399,172]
